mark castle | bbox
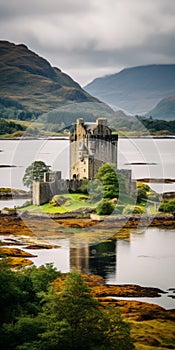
[70,118,118,180]
[33,118,134,205]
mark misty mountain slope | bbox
[147,94,175,120]
[0,40,97,114]
[39,101,117,131]
[84,65,175,115]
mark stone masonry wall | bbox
[33,179,83,205]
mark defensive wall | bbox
[32,169,136,206]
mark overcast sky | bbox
[0,0,175,86]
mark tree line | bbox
[0,118,26,135]
[0,262,135,350]
[111,115,175,134]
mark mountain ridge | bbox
[0,40,97,116]
[146,94,175,120]
[84,64,175,115]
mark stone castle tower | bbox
[70,118,118,180]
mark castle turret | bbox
[79,143,88,161]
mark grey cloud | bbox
[0,0,92,18]
[0,0,175,85]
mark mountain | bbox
[146,94,175,120]
[0,40,98,116]
[40,101,116,130]
[84,65,175,115]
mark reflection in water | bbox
[1,226,175,309]
[70,245,89,273]
[70,241,116,279]
[89,241,116,279]
[68,228,175,309]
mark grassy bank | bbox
[20,193,97,214]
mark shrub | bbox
[123,205,145,214]
[159,200,175,213]
[96,199,114,215]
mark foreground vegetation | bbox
[0,263,134,350]
[0,262,175,350]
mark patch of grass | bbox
[20,193,97,213]
[131,319,175,350]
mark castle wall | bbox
[33,181,52,206]
[94,139,117,166]
[33,178,83,205]
[33,169,136,206]
[118,169,137,193]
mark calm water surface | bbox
[0,138,175,309]
[1,226,174,309]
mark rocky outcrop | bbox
[0,247,37,257]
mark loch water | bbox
[0,137,175,309]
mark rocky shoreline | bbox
[0,213,174,301]
[15,211,175,228]
[0,214,175,348]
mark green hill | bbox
[0,40,97,118]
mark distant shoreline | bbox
[0,136,69,141]
[0,135,175,141]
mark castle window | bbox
[84,169,86,172]
[84,161,86,164]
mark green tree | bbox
[0,266,135,350]
[0,261,22,326]
[11,271,134,350]
[23,161,50,189]
[105,307,135,350]
[24,263,61,294]
[39,271,107,350]
[95,163,126,199]
[0,268,135,350]
[0,263,61,350]
[0,118,25,135]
